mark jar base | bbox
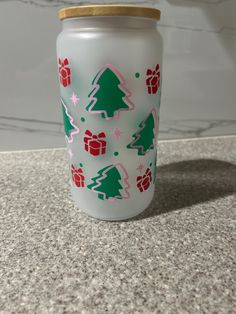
[79,205,147,221]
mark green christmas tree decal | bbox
[127,110,157,156]
[86,64,134,120]
[61,98,79,143]
[87,164,130,201]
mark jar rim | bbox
[58,5,161,21]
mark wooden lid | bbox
[59,5,161,21]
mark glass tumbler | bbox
[57,5,162,220]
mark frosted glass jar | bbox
[57,5,162,220]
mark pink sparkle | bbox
[111,127,123,139]
[68,149,73,159]
[70,93,79,106]
[137,163,145,173]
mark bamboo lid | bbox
[59,5,161,21]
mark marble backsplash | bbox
[0,0,235,150]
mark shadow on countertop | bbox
[134,159,236,221]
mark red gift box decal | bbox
[71,164,85,188]
[146,64,160,94]
[58,58,71,87]
[137,168,152,192]
[84,130,107,156]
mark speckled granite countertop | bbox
[0,136,236,313]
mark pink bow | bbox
[146,64,160,76]
[59,58,69,68]
[71,164,83,174]
[85,130,106,139]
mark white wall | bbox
[0,0,235,150]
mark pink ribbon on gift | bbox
[84,130,106,143]
[146,64,160,83]
[59,58,70,74]
[146,64,160,76]
[71,164,84,176]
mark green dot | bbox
[81,117,85,122]
[135,72,140,78]
[79,163,83,167]
[114,152,119,156]
[150,162,152,167]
